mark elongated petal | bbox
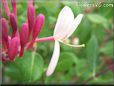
[8,37,19,61]
[1,0,10,17]
[66,14,83,38]
[11,0,17,17]
[46,41,60,76]
[54,6,74,39]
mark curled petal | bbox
[9,13,18,37]
[54,6,74,39]
[8,37,19,61]
[27,4,35,37]
[46,41,60,76]
[66,14,84,38]
[11,0,17,17]
[1,0,10,17]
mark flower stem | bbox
[35,36,55,42]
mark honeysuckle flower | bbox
[1,0,45,60]
[19,23,29,57]
[46,6,84,76]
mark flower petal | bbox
[46,41,60,76]
[66,14,83,38]
[54,6,74,39]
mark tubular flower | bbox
[46,6,84,76]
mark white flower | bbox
[46,6,84,76]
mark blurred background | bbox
[1,0,114,84]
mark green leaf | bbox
[86,35,98,76]
[4,51,44,83]
[100,40,113,58]
[56,52,77,72]
[87,14,107,24]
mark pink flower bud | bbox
[19,23,29,57]
[20,23,29,47]
[1,0,10,17]
[8,37,19,61]
[32,14,45,40]
[0,18,9,49]
[27,4,35,37]
[9,13,18,37]
[11,0,17,17]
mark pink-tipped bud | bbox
[27,4,35,37]
[20,23,29,47]
[28,0,34,6]
[9,13,18,37]
[8,37,19,61]
[19,23,29,57]
[11,0,17,17]
[1,0,10,17]
[32,14,45,40]
[1,18,9,49]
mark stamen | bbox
[59,40,85,47]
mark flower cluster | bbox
[1,0,45,61]
[1,0,84,76]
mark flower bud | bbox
[9,13,18,37]
[11,0,17,17]
[8,37,19,61]
[32,14,45,40]
[1,0,10,17]
[20,23,29,47]
[1,18,9,49]
[27,4,35,37]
